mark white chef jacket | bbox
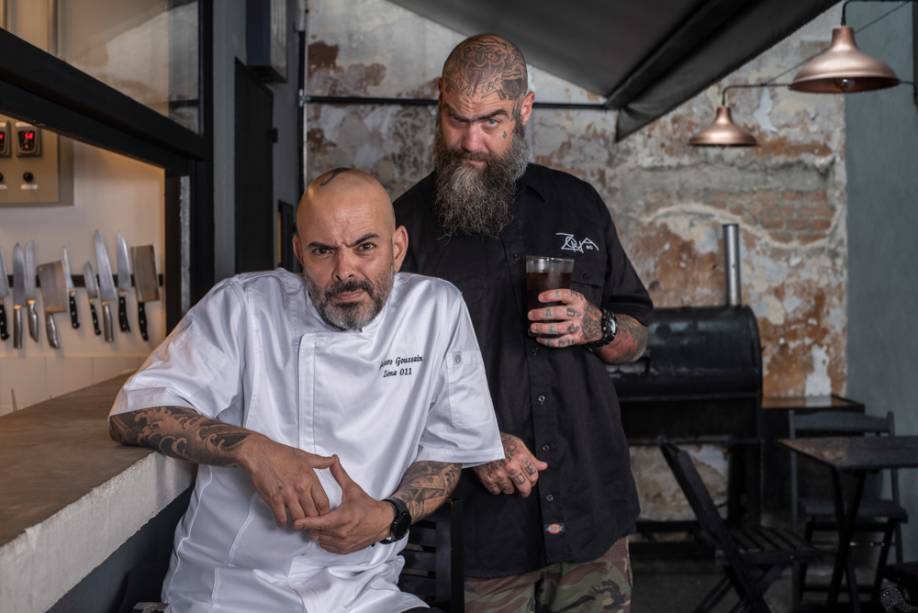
[110,269,504,613]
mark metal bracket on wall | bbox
[304,95,608,112]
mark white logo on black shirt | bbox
[556,233,599,253]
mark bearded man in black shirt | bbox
[394,34,653,613]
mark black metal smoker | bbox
[609,224,764,551]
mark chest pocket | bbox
[571,259,606,308]
[448,275,488,307]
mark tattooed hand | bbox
[474,432,548,497]
[239,434,336,526]
[527,288,603,349]
[296,457,394,554]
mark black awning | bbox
[387,0,838,140]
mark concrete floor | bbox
[631,558,886,613]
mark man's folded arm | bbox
[110,406,252,465]
[390,460,462,523]
[109,406,336,523]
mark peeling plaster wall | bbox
[305,1,848,400]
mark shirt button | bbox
[529,347,539,356]
[541,444,551,452]
[545,494,555,502]
[537,394,546,404]
[512,253,520,261]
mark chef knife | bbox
[62,247,80,329]
[115,233,132,333]
[24,240,39,342]
[37,261,67,349]
[83,261,102,336]
[0,249,9,341]
[130,245,159,342]
[94,231,116,342]
[12,243,25,348]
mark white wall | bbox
[0,140,165,414]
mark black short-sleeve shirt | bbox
[394,163,653,577]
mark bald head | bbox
[293,168,408,331]
[441,34,528,104]
[297,167,395,233]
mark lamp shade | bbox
[689,106,757,147]
[790,26,899,93]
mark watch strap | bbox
[585,309,617,350]
[380,497,410,543]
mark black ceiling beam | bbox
[0,79,192,172]
[0,28,205,162]
[605,0,758,109]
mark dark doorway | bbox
[234,60,275,273]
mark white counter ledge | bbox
[0,375,193,613]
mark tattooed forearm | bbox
[391,461,461,523]
[594,314,649,364]
[109,406,253,466]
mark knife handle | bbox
[89,300,101,336]
[13,304,23,348]
[0,303,8,340]
[138,302,149,341]
[46,313,61,349]
[27,301,39,342]
[102,302,114,343]
[118,295,130,332]
[69,293,80,329]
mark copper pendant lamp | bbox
[790,25,899,93]
[689,105,758,147]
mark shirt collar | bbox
[516,163,547,204]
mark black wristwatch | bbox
[584,309,617,350]
[380,497,411,543]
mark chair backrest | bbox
[398,498,464,612]
[659,443,743,560]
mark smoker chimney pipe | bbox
[724,224,742,307]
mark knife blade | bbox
[62,247,80,329]
[131,245,159,341]
[12,243,25,348]
[0,249,9,341]
[38,261,67,349]
[24,240,39,342]
[116,233,132,333]
[94,231,117,342]
[83,261,102,336]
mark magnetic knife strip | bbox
[4,274,166,288]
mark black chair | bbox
[790,411,907,605]
[660,442,823,613]
[398,498,464,612]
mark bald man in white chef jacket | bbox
[109,168,504,613]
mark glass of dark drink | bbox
[525,256,574,314]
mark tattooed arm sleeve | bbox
[390,461,462,523]
[109,406,253,467]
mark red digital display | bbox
[18,129,37,152]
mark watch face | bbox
[392,509,411,539]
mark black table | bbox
[779,436,918,612]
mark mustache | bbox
[457,151,490,163]
[326,278,374,299]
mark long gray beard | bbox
[433,123,530,237]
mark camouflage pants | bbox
[464,536,632,613]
